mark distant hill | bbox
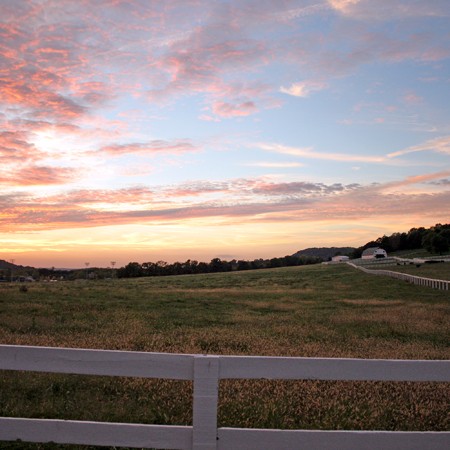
[0,259,36,272]
[0,259,22,270]
[292,247,355,261]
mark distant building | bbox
[332,255,349,262]
[18,276,35,282]
[361,247,387,259]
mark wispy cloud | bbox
[212,101,257,118]
[98,140,198,156]
[258,139,450,166]
[257,143,387,163]
[274,3,331,22]
[243,162,305,168]
[379,170,450,190]
[429,178,450,186]
[403,91,423,105]
[387,136,450,158]
[280,80,328,98]
[328,0,450,19]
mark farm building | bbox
[331,255,350,262]
[361,247,387,259]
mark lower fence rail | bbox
[1,345,449,449]
[217,428,450,450]
[1,418,192,450]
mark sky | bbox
[1,0,449,268]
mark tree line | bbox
[116,255,322,278]
[352,223,450,257]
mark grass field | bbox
[0,264,449,449]
[369,261,450,281]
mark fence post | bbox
[192,355,219,450]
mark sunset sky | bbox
[1,0,449,268]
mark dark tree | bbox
[118,262,143,278]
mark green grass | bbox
[0,264,449,448]
[389,249,435,258]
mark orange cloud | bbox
[0,131,39,163]
[0,78,86,119]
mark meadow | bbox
[369,261,450,281]
[0,263,449,449]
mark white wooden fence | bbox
[347,262,450,290]
[1,345,449,449]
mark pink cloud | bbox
[0,77,86,119]
[202,81,273,119]
[1,0,444,132]
[282,17,450,83]
[140,6,274,116]
[0,10,117,127]
[212,101,257,118]
[403,92,423,104]
[147,32,267,100]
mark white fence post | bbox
[192,355,219,450]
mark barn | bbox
[331,255,350,262]
[361,247,387,259]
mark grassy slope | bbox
[0,264,449,448]
[356,251,450,280]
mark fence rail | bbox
[347,262,450,290]
[1,345,449,449]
